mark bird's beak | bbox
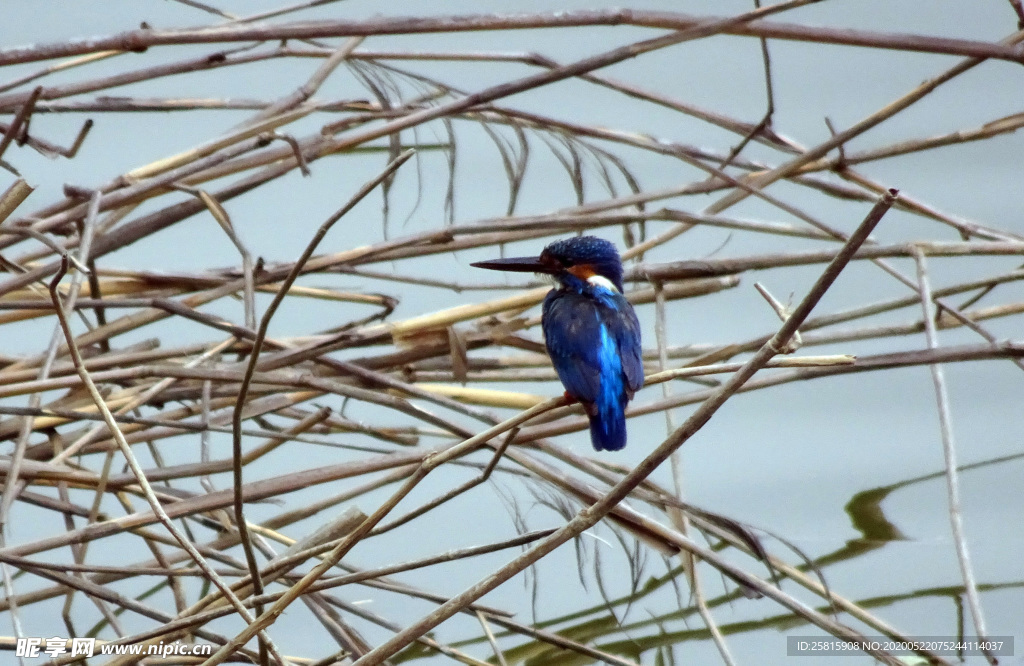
[470,256,553,274]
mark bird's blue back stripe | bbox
[597,322,623,432]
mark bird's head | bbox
[471,236,625,292]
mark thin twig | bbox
[227,148,414,660]
[911,247,995,665]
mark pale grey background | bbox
[2,1,1023,664]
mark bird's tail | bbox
[587,402,627,451]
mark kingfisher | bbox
[472,236,643,451]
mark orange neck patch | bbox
[568,264,619,292]
[568,264,596,280]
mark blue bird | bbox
[472,236,644,451]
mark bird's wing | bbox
[542,290,644,401]
[542,291,604,404]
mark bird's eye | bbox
[541,251,565,268]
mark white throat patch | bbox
[587,274,619,293]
